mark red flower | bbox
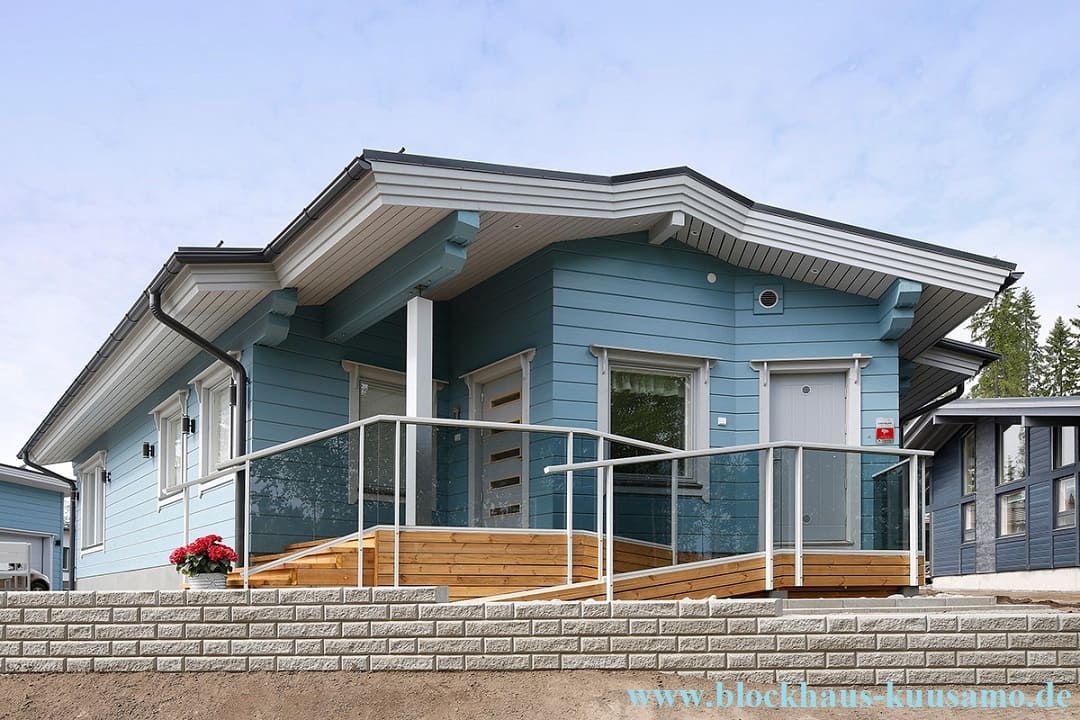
[168,546,188,565]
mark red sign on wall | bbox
[876,417,896,444]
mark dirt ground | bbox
[1,672,1079,720]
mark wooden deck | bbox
[228,528,921,601]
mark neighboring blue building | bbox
[909,397,1080,592]
[19,151,1019,590]
[0,463,70,590]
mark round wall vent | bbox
[758,288,780,309]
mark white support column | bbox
[405,296,434,526]
[794,446,804,587]
[909,455,920,587]
[764,447,774,592]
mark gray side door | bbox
[476,369,527,528]
[770,372,849,543]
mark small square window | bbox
[961,502,976,543]
[998,425,1026,485]
[998,489,1027,537]
[962,432,976,495]
[1056,476,1076,529]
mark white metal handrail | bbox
[545,441,929,601]
[227,415,678,590]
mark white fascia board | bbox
[367,160,1012,299]
[0,467,71,495]
[273,176,384,286]
[913,347,986,376]
[186,263,281,293]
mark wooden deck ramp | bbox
[228,528,677,600]
[230,528,920,601]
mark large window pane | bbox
[1055,427,1077,469]
[610,369,687,478]
[962,432,976,495]
[998,425,1026,485]
[998,490,1026,537]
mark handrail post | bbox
[182,486,190,546]
[243,458,252,591]
[794,446,803,587]
[908,455,919,587]
[605,464,615,602]
[764,447,774,592]
[596,440,605,581]
[566,432,574,585]
[670,457,678,566]
[357,428,365,588]
[394,420,401,588]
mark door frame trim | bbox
[751,355,872,549]
[463,349,536,526]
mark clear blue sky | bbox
[1,1,1078,467]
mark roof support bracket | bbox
[878,279,922,340]
[322,210,480,343]
[648,211,685,245]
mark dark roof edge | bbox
[19,248,269,464]
[934,338,1001,365]
[20,158,376,464]
[363,149,1018,272]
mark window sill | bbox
[80,544,103,556]
[157,490,185,510]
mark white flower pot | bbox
[186,572,228,590]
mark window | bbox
[1054,427,1078,469]
[997,424,1026,485]
[342,361,440,506]
[962,431,976,495]
[76,451,106,551]
[592,346,712,494]
[191,361,239,491]
[998,489,1027,537]
[151,390,189,498]
[961,501,976,543]
[610,368,689,478]
[1057,476,1077,529]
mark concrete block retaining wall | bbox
[1,588,1078,684]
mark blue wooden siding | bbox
[71,229,912,578]
[71,351,237,582]
[247,307,410,553]
[0,481,65,588]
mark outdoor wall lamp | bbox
[142,442,155,459]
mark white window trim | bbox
[150,390,189,507]
[75,450,107,554]
[462,349,536,526]
[750,355,871,548]
[592,345,714,499]
[191,361,237,495]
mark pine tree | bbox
[1040,317,1080,396]
[969,286,1042,398]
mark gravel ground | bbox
[2,672,1079,720]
